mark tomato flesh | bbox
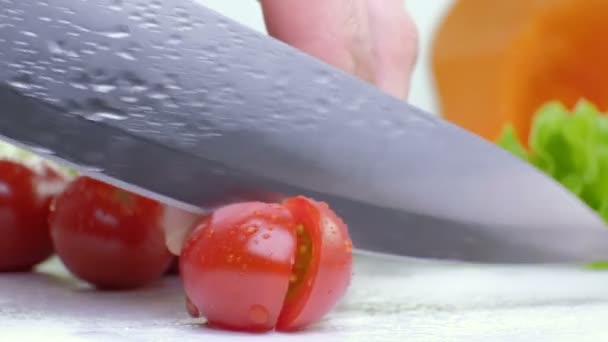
[49,177,173,289]
[0,160,55,272]
[277,196,353,331]
[180,196,352,332]
[180,202,297,331]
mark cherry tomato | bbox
[180,196,352,332]
[49,177,173,289]
[180,202,297,331]
[0,160,56,272]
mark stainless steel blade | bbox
[1,0,607,264]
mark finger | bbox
[260,0,418,99]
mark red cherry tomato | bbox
[0,160,56,272]
[180,196,353,332]
[180,202,297,331]
[49,177,173,289]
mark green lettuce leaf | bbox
[497,99,608,268]
[498,99,608,222]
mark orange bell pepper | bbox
[432,0,608,144]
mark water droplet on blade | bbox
[116,52,135,60]
[98,25,131,39]
[8,74,33,90]
[87,112,128,122]
[91,84,116,93]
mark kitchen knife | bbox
[1,0,608,264]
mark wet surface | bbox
[2,254,608,341]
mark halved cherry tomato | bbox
[180,196,352,332]
[0,160,57,272]
[49,176,173,289]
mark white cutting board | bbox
[3,255,608,342]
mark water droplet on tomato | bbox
[248,304,269,325]
[245,226,258,235]
[262,233,271,239]
[205,229,214,238]
[226,254,234,263]
[344,240,353,253]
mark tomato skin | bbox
[49,177,173,289]
[0,160,55,272]
[180,202,297,332]
[277,196,353,331]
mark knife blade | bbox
[1,0,608,264]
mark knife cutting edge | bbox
[1,0,608,264]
